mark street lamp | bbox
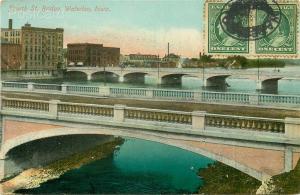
[257,56,260,81]
[104,64,106,86]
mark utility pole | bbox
[157,54,160,86]
[257,56,260,81]
[104,65,106,86]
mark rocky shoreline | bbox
[198,160,300,194]
[1,138,124,194]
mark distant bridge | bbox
[66,67,300,90]
[0,97,300,182]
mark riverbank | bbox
[198,160,300,194]
[1,137,124,194]
[198,162,261,194]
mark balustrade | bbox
[125,108,192,125]
[2,98,49,111]
[58,103,114,117]
[2,81,300,108]
[205,114,285,133]
[110,88,147,97]
[66,85,99,94]
[153,89,194,100]
[259,94,300,105]
[33,84,62,91]
[202,91,249,103]
[2,82,28,89]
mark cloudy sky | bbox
[0,0,204,57]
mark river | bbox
[16,138,214,194]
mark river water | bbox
[16,138,213,194]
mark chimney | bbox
[167,42,170,57]
[9,19,12,29]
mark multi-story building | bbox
[121,53,159,67]
[1,38,22,70]
[1,19,21,44]
[21,23,64,70]
[67,43,120,67]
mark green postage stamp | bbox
[207,3,249,54]
[256,4,297,55]
[207,2,298,56]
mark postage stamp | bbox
[255,4,297,54]
[207,3,249,54]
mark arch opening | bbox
[161,74,187,86]
[123,72,148,84]
[91,71,120,83]
[3,134,114,179]
[259,78,282,93]
[1,127,265,181]
[64,71,88,81]
[205,75,231,90]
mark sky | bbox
[0,0,204,57]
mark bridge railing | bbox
[205,113,285,133]
[1,97,49,112]
[2,81,300,107]
[58,102,114,118]
[32,83,62,91]
[125,107,192,125]
[65,85,100,95]
[1,97,296,136]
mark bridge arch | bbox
[123,72,148,84]
[204,75,231,88]
[91,71,120,82]
[160,74,188,85]
[65,71,88,80]
[257,78,283,91]
[0,127,267,181]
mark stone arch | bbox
[123,72,148,83]
[0,127,266,181]
[91,71,120,82]
[160,74,188,85]
[205,75,231,88]
[65,71,88,80]
[258,77,283,91]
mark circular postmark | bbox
[219,0,282,41]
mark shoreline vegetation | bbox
[185,55,287,69]
[198,160,300,194]
[1,138,124,194]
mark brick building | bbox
[67,43,120,67]
[1,19,21,44]
[1,38,22,70]
[21,23,64,70]
[1,19,64,70]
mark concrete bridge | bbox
[66,67,299,90]
[0,97,300,182]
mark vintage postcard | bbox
[0,0,300,194]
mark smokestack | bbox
[167,42,170,57]
[8,19,12,29]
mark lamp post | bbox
[104,64,106,86]
[157,54,160,87]
[257,56,260,81]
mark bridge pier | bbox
[119,76,124,83]
[0,158,4,181]
[284,146,293,172]
[156,77,162,85]
[203,76,229,89]
[285,118,300,139]
[256,79,279,91]
[87,74,92,81]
